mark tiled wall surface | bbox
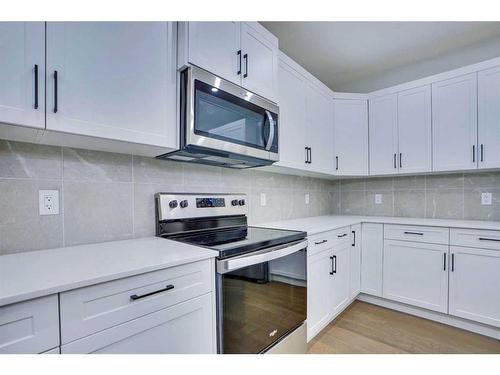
[338,174,500,221]
[0,140,337,255]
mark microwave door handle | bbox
[216,239,307,274]
[264,110,276,151]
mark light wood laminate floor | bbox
[308,301,500,354]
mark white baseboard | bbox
[357,294,500,340]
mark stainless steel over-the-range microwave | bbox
[157,66,279,169]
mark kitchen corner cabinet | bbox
[360,223,383,297]
[0,22,45,129]
[449,246,500,328]
[45,22,177,150]
[333,99,368,176]
[179,22,278,102]
[478,66,500,169]
[349,224,362,299]
[432,73,478,172]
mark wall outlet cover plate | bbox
[481,192,492,205]
[375,194,383,204]
[39,190,60,215]
[260,192,266,207]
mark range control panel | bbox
[156,193,247,221]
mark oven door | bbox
[183,66,279,162]
[216,239,307,354]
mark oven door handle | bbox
[264,110,276,151]
[216,239,307,274]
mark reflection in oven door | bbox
[217,249,307,354]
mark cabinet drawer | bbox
[450,228,500,250]
[60,259,213,344]
[384,224,449,244]
[61,293,215,354]
[0,295,59,354]
[307,227,351,256]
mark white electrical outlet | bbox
[481,192,492,205]
[305,193,310,205]
[375,194,382,204]
[260,192,266,207]
[39,190,59,215]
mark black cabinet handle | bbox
[305,147,311,164]
[243,53,248,78]
[305,147,308,163]
[404,231,423,236]
[337,233,347,238]
[472,145,476,163]
[34,64,39,109]
[479,237,500,242]
[451,254,455,272]
[130,284,174,301]
[352,230,356,247]
[309,147,312,164]
[314,239,328,245]
[394,153,397,169]
[237,50,242,75]
[443,253,447,271]
[480,144,484,162]
[399,153,402,169]
[329,256,334,275]
[333,255,337,274]
[336,156,339,170]
[53,70,58,113]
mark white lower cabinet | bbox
[383,240,449,313]
[449,246,500,328]
[61,293,214,354]
[360,223,384,297]
[0,295,59,354]
[349,224,362,299]
[331,243,351,313]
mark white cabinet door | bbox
[397,85,432,174]
[333,99,368,176]
[0,22,45,129]
[478,66,500,169]
[276,55,308,169]
[306,82,334,174]
[432,73,478,172]
[349,224,362,299]
[307,249,333,341]
[383,240,449,313]
[449,246,500,328]
[240,23,278,102]
[46,22,177,149]
[187,22,241,86]
[331,243,351,314]
[368,94,398,175]
[61,293,215,354]
[361,223,384,297]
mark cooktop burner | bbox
[166,226,306,259]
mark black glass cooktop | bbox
[166,226,306,259]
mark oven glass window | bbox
[194,80,278,153]
[220,249,306,354]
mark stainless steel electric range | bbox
[155,193,307,354]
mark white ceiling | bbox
[260,22,500,92]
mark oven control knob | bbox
[231,199,239,206]
[238,199,245,206]
[180,200,188,208]
[169,200,178,209]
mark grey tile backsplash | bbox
[1,139,499,255]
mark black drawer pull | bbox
[479,237,500,242]
[404,231,423,236]
[352,230,356,247]
[130,284,174,301]
[443,253,447,271]
[34,64,39,109]
[314,239,328,245]
[337,233,348,238]
[53,70,58,113]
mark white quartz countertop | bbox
[0,237,218,307]
[258,215,500,236]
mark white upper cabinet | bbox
[368,94,398,175]
[45,22,177,150]
[180,22,278,102]
[478,66,500,169]
[306,82,335,174]
[432,73,478,172]
[276,55,307,169]
[185,22,241,86]
[240,23,278,103]
[397,85,432,174]
[0,22,45,129]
